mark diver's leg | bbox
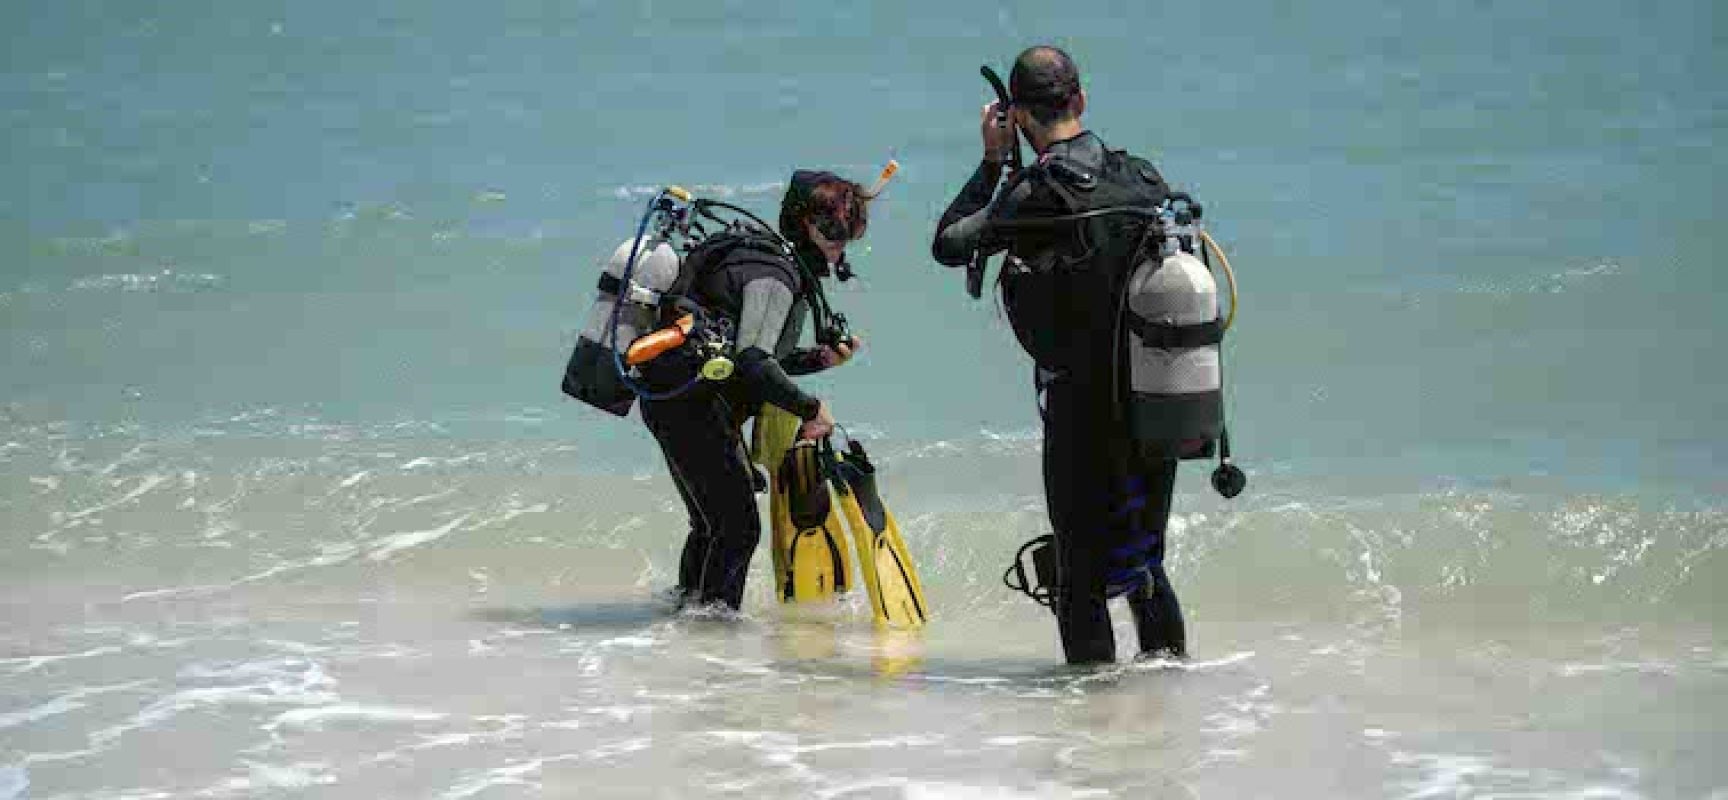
[665,452,707,598]
[642,399,707,598]
[643,393,761,610]
[1127,458,1187,658]
[1129,565,1187,659]
[1043,383,1117,665]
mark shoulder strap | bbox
[672,227,795,297]
[1030,155,1092,214]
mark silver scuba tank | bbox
[1122,217,1224,458]
[560,234,682,416]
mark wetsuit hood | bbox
[779,170,856,281]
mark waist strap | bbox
[1128,316,1223,349]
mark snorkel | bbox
[863,159,900,201]
[968,66,1022,299]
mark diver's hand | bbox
[980,102,1017,163]
[798,400,835,441]
[817,336,862,369]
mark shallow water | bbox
[2,429,1723,797]
[5,0,1725,795]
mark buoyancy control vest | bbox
[996,143,1225,460]
[634,225,810,389]
[561,216,822,415]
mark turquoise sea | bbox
[3,1,1723,797]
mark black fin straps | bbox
[1002,534,1057,608]
[780,443,832,529]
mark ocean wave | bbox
[196,760,337,796]
[1437,260,1624,296]
[67,269,224,293]
[439,754,585,800]
[265,704,448,732]
[610,181,786,202]
[90,658,339,749]
[0,767,24,800]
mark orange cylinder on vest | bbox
[625,314,694,366]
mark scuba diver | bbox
[565,171,869,611]
[931,46,1243,664]
[646,171,868,611]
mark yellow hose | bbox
[1200,229,1238,332]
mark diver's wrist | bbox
[795,396,822,421]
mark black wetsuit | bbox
[932,131,1186,663]
[638,232,832,610]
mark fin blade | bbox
[872,531,928,628]
[787,529,839,601]
[757,405,803,599]
[835,453,929,629]
[776,438,854,603]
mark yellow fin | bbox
[833,443,928,629]
[773,440,853,603]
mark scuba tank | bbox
[561,171,893,414]
[561,233,682,416]
[1120,195,1225,460]
[561,185,742,412]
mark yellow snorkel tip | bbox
[664,185,693,203]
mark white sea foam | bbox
[0,681,150,731]
[0,696,85,731]
[370,488,457,512]
[0,767,26,800]
[572,705,651,723]
[610,182,783,201]
[65,473,168,520]
[68,269,223,292]
[1390,751,1514,800]
[266,704,446,732]
[587,737,652,761]
[791,734,944,754]
[439,754,583,800]
[195,760,336,797]
[1557,661,1678,678]
[817,779,1111,800]
[122,584,226,602]
[91,659,338,748]
[696,655,777,676]
[368,514,473,561]
[983,735,1050,746]
[1135,650,1256,672]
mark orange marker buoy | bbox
[625,314,694,366]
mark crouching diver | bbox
[563,171,869,611]
[930,46,1244,664]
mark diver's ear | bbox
[1073,89,1087,119]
